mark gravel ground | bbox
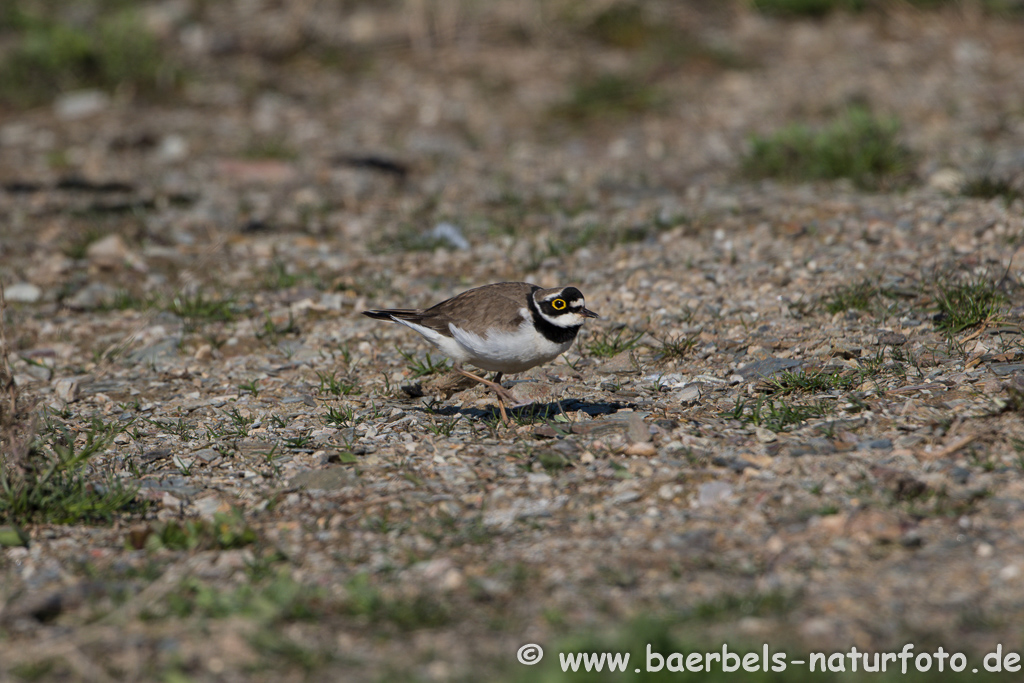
[2,2,1024,681]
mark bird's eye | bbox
[552,299,567,310]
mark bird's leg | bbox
[492,372,509,423]
[452,365,514,422]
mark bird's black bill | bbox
[582,307,600,319]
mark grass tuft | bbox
[554,74,664,123]
[397,347,451,378]
[650,331,700,362]
[585,327,645,358]
[342,573,451,630]
[141,508,257,552]
[0,414,139,525]
[167,291,237,332]
[961,175,1023,205]
[0,6,177,108]
[765,368,858,395]
[933,276,1007,335]
[752,0,864,17]
[742,106,913,190]
[823,279,880,314]
[586,3,655,49]
[316,370,360,397]
[725,395,831,432]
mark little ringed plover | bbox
[363,282,598,421]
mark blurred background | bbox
[0,1,1021,286]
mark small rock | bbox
[86,234,127,265]
[928,168,965,194]
[992,364,1024,377]
[217,158,297,184]
[194,344,213,361]
[609,489,640,505]
[624,442,657,457]
[877,332,907,346]
[950,466,971,484]
[800,617,836,641]
[870,466,927,500]
[192,448,220,464]
[55,89,109,119]
[161,492,183,509]
[754,426,777,443]
[785,438,836,457]
[53,377,79,403]
[900,530,924,547]
[214,549,253,570]
[126,337,181,364]
[674,383,702,405]
[65,282,118,310]
[626,413,650,443]
[413,557,465,591]
[290,466,358,490]
[737,358,802,381]
[193,496,225,519]
[158,134,189,162]
[428,222,470,250]
[847,509,903,544]
[4,282,41,303]
[712,454,757,472]
[697,481,734,506]
[599,353,639,375]
[509,381,555,405]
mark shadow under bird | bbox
[362,282,599,422]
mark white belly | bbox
[395,314,572,374]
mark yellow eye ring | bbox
[552,299,566,310]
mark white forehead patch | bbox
[566,298,584,308]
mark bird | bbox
[362,282,599,422]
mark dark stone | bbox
[290,466,359,490]
[878,332,907,346]
[737,358,803,380]
[712,455,758,472]
[950,467,972,485]
[990,364,1024,377]
[786,438,836,457]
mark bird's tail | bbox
[362,309,420,321]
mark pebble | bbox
[624,442,657,457]
[54,90,109,119]
[674,383,702,405]
[158,134,189,162]
[65,282,118,310]
[928,168,965,194]
[428,222,470,250]
[626,413,650,443]
[52,377,78,403]
[87,234,143,271]
[697,481,734,506]
[4,283,41,303]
